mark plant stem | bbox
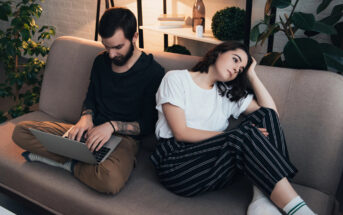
[285,0,300,27]
[14,55,19,103]
[280,16,292,41]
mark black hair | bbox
[191,41,253,102]
[99,7,137,40]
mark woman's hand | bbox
[86,122,114,152]
[247,57,257,78]
[68,115,94,142]
[252,124,269,137]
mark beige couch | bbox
[1,36,343,215]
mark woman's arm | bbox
[244,58,278,115]
[163,103,222,143]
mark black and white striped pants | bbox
[150,107,297,197]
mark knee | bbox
[12,121,32,146]
[259,107,277,116]
[93,167,126,194]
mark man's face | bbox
[102,29,134,66]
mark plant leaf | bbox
[271,0,291,9]
[260,52,283,67]
[331,22,343,48]
[284,38,326,70]
[292,12,315,31]
[323,54,343,73]
[20,29,30,41]
[265,0,273,15]
[259,24,280,46]
[312,21,337,35]
[320,4,343,25]
[320,43,343,73]
[0,2,12,21]
[304,4,343,37]
[317,0,333,14]
[250,23,261,42]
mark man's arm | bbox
[68,59,99,141]
[110,120,140,135]
[82,67,97,115]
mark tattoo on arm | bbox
[114,121,141,135]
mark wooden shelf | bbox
[137,0,253,49]
[139,25,222,45]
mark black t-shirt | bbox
[82,51,165,138]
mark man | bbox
[12,7,165,194]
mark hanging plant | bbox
[0,0,55,123]
[250,0,343,74]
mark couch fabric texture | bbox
[1,36,343,215]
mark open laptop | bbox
[29,127,122,164]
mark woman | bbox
[150,41,316,215]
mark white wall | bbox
[0,0,341,60]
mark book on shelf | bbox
[157,14,185,21]
[157,14,185,28]
[158,20,184,28]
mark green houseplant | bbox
[211,7,246,41]
[165,44,191,55]
[0,0,55,123]
[250,0,343,74]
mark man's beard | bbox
[110,42,134,66]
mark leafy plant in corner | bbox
[0,0,55,123]
[250,0,343,74]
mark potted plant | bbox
[250,0,343,74]
[0,0,55,123]
[165,44,191,55]
[211,7,246,41]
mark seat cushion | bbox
[0,111,336,215]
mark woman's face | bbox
[213,49,248,82]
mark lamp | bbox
[94,0,115,41]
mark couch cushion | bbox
[277,69,343,195]
[39,36,105,124]
[0,112,336,214]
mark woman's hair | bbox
[191,41,253,102]
[99,7,137,40]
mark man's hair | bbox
[191,41,253,102]
[99,7,137,40]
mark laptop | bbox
[29,127,122,164]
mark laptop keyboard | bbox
[93,147,111,162]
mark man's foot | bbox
[21,151,74,173]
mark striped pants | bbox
[150,107,297,197]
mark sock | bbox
[22,151,73,172]
[283,196,316,215]
[247,186,282,215]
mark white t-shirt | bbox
[155,70,253,139]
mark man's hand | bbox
[68,115,94,142]
[86,122,114,152]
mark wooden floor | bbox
[0,189,51,215]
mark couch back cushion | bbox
[256,66,343,195]
[39,36,105,123]
[40,36,343,196]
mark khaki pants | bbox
[12,121,139,194]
